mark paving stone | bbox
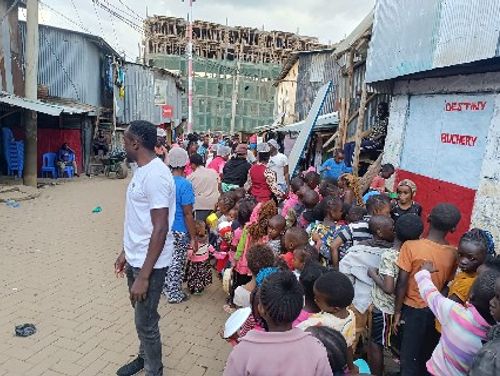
[0,179,230,376]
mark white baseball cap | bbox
[267,139,279,150]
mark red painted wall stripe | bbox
[394,169,475,246]
[11,128,82,174]
[37,129,82,174]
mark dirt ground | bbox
[0,177,231,376]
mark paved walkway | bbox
[0,177,230,376]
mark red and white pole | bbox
[186,0,194,133]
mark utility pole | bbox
[186,0,194,133]
[24,0,39,187]
[230,45,242,135]
[112,56,117,145]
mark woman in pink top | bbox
[223,271,332,376]
[208,145,230,176]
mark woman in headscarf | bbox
[391,179,422,221]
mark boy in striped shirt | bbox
[330,195,391,268]
[415,261,500,375]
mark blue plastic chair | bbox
[2,127,24,178]
[16,141,24,178]
[41,152,58,178]
[62,153,75,178]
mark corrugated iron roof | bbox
[19,21,121,58]
[0,92,93,116]
[335,10,373,56]
[256,111,339,132]
[41,96,96,113]
[366,0,500,83]
[274,47,337,85]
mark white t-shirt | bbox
[268,152,288,185]
[123,157,176,269]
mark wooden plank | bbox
[323,131,338,150]
[336,98,346,149]
[341,49,355,148]
[345,93,377,125]
[352,83,368,177]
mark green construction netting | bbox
[150,54,280,133]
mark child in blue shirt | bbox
[320,149,352,181]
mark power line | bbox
[92,0,144,33]
[91,0,106,39]
[40,1,136,59]
[69,0,86,32]
[39,1,92,34]
[101,0,143,24]
[117,0,143,22]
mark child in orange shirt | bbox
[394,203,462,375]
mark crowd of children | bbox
[166,137,499,376]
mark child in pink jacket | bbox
[223,270,332,376]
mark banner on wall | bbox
[162,105,173,119]
[154,80,168,105]
[400,94,494,190]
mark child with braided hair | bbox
[233,244,276,308]
[447,229,493,305]
[434,228,493,334]
[338,173,363,207]
[232,200,277,299]
[223,271,333,376]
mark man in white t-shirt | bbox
[267,139,289,193]
[114,120,176,376]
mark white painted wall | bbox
[471,94,500,243]
[275,61,299,125]
[382,95,409,187]
[382,72,500,245]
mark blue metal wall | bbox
[116,63,182,125]
[19,23,107,107]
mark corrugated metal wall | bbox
[295,51,338,121]
[19,23,105,107]
[117,63,182,126]
[366,0,500,83]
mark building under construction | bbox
[144,16,328,133]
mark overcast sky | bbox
[31,0,374,60]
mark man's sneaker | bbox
[116,356,144,376]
